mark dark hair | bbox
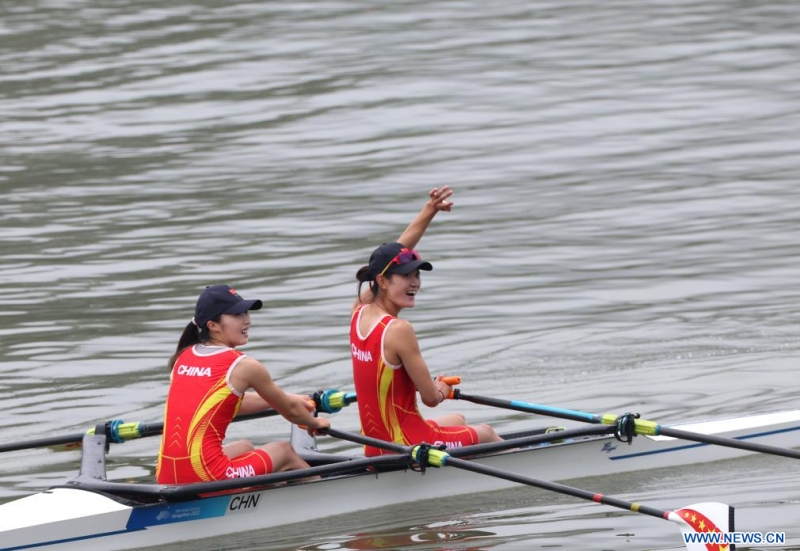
[355,265,379,304]
[167,316,216,370]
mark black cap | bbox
[359,242,433,282]
[194,285,263,327]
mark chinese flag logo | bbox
[675,507,729,551]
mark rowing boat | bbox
[2,407,800,551]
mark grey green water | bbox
[2,1,800,549]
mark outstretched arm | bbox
[397,186,454,250]
[353,186,455,311]
[232,358,330,434]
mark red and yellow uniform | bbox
[156,345,273,484]
[350,305,477,456]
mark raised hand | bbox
[428,185,454,212]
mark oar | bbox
[323,427,735,551]
[312,377,459,413]
[453,390,800,460]
[0,389,356,454]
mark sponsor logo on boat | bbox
[601,442,617,453]
[176,364,212,377]
[152,506,204,522]
[229,494,261,512]
[226,464,256,479]
[351,344,373,362]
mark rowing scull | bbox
[2,408,800,550]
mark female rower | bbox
[350,186,502,456]
[156,284,329,484]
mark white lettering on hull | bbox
[229,494,261,512]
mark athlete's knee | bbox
[274,440,296,455]
[476,424,502,443]
[262,440,309,471]
[437,413,466,426]
[260,440,293,457]
[224,439,256,458]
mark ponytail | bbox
[167,320,205,370]
[355,265,379,304]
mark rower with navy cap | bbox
[156,284,329,484]
[350,187,502,457]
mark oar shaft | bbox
[455,391,601,424]
[443,456,669,521]
[449,425,616,457]
[324,428,407,453]
[457,391,800,462]
[659,426,800,460]
[0,433,85,453]
[324,428,672,522]
[324,425,616,458]
[161,453,407,500]
[109,407,286,441]
[1,390,353,453]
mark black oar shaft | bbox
[457,391,800,462]
[161,454,406,501]
[659,426,800,460]
[324,428,407,453]
[324,425,615,457]
[324,427,671,522]
[444,456,669,520]
[0,433,85,453]
[0,407,283,453]
[1,390,354,454]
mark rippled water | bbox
[2,1,800,549]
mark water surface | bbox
[2,1,800,549]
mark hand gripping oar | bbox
[453,390,800,461]
[0,389,356,454]
[323,427,735,551]
[313,376,460,413]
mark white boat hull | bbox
[3,409,800,550]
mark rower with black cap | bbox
[156,284,329,484]
[350,187,502,457]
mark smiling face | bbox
[377,270,422,314]
[206,311,251,348]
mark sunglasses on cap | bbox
[379,248,421,277]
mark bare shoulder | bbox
[233,355,272,385]
[387,317,417,340]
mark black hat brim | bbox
[388,260,432,276]
[225,299,263,315]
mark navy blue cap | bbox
[359,242,432,282]
[194,285,263,327]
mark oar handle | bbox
[315,390,357,413]
[435,375,461,399]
